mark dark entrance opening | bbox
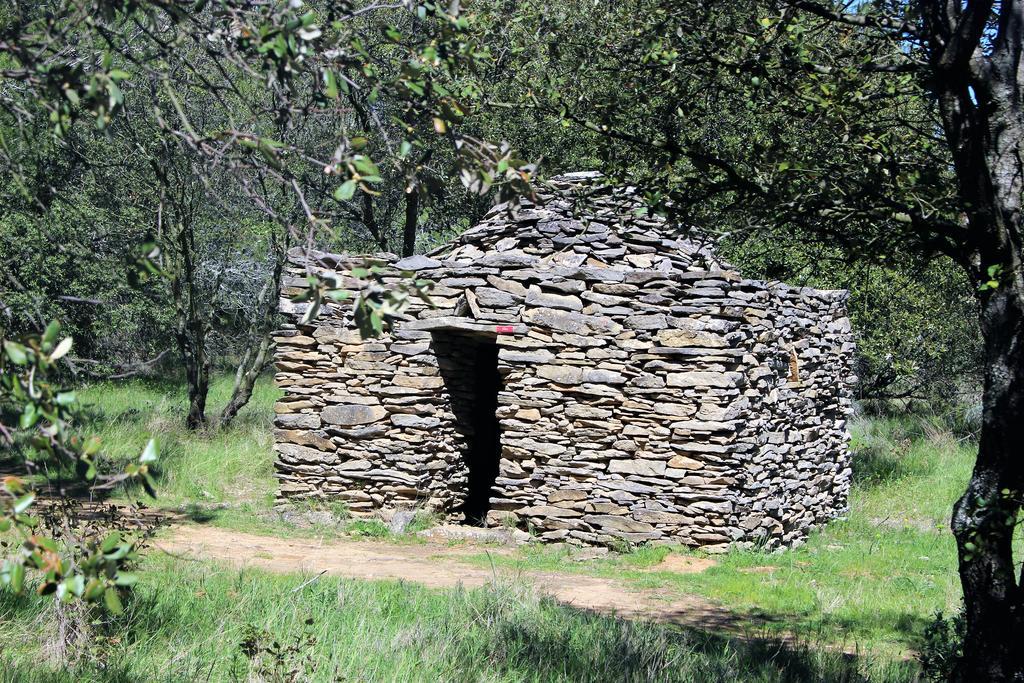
[462,341,501,524]
[432,331,503,525]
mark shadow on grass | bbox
[0,661,143,683]
[453,591,919,682]
[850,431,933,488]
[0,569,921,682]
[807,608,933,652]
[181,502,222,524]
[852,445,910,486]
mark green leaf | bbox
[107,80,123,107]
[334,180,357,202]
[83,436,101,456]
[139,439,158,463]
[323,69,339,99]
[104,587,124,614]
[55,391,77,406]
[61,576,85,601]
[13,493,35,515]
[35,536,57,553]
[9,564,24,593]
[114,572,138,587]
[84,579,104,601]
[299,291,322,325]
[3,341,28,365]
[19,404,38,430]
[352,156,380,177]
[42,321,60,349]
[104,544,131,561]
[100,532,122,554]
[50,337,73,361]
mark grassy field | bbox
[459,416,972,658]
[80,376,280,514]
[0,376,975,680]
[0,554,919,682]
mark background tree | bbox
[0,0,534,428]
[0,0,533,653]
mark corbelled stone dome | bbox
[273,171,855,552]
[428,172,727,273]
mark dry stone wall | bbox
[273,175,856,551]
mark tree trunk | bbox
[402,188,419,257]
[919,4,1024,675]
[175,302,210,431]
[951,283,1024,681]
[218,332,272,428]
[171,217,210,431]
[219,235,286,428]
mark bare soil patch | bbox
[644,554,718,574]
[158,524,736,630]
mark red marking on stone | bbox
[495,325,516,334]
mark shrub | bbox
[918,606,965,681]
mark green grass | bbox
[78,375,300,535]
[81,375,280,506]
[0,554,919,682]
[458,415,974,658]
[78,376,422,540]
[5,377,974,678]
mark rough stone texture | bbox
[272,172,856,551]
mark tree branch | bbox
[786,1,923,38]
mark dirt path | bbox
[158,524,740,631]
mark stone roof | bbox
[426,172,728,273]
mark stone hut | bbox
[272,172,856,551]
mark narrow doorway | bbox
[461,340,501,524]
[432,331,503,525]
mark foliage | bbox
[466,0,983,402]
[81,375,278,516]
[0,182,174,374]
[0,0,538,429]
[726,234,982,401]
[476,2,1024,674]
[0,321,155,613]
[234,616,328,683]
[0,0,983,406]
[0,0,1015,674]
[918,605,966,681]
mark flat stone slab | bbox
[402,316,527,335]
